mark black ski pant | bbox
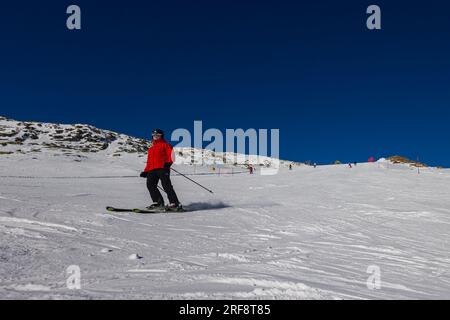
[146,168,180,205]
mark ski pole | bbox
[170,167,214,194]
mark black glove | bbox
[140,171,148,178]
[163,162,172,169]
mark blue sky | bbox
[1,1,449,166]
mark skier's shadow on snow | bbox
[184,202,231,212]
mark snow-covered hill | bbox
[1,116,450,299]
[0,116,148,155]
[0,116,297,172]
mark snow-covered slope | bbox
[0,116,148,155]
[0,116,297,172]
[1,116,450,299]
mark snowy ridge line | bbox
[0,116,289,169]
[0,171,249,179]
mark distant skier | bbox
[289,164,292,170]
[248,165,254,174]
[140,129,182,211]
[313,163,317,168]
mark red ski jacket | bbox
[143,139,174,172]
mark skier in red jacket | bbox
[140,129,181,211]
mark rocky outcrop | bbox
[0,117,149,156]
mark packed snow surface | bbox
[1,118,449,299]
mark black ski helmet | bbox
[152,128,164,137]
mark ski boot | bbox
[146,202,165,210]
[165,203,185,212]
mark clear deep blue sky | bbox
[1,1,449,166]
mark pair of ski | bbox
[106,206,186,214]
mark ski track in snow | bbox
[0,155,450,299]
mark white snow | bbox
[1,117,450,299]
[128,254,143,260]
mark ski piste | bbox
[106,206,186,214]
